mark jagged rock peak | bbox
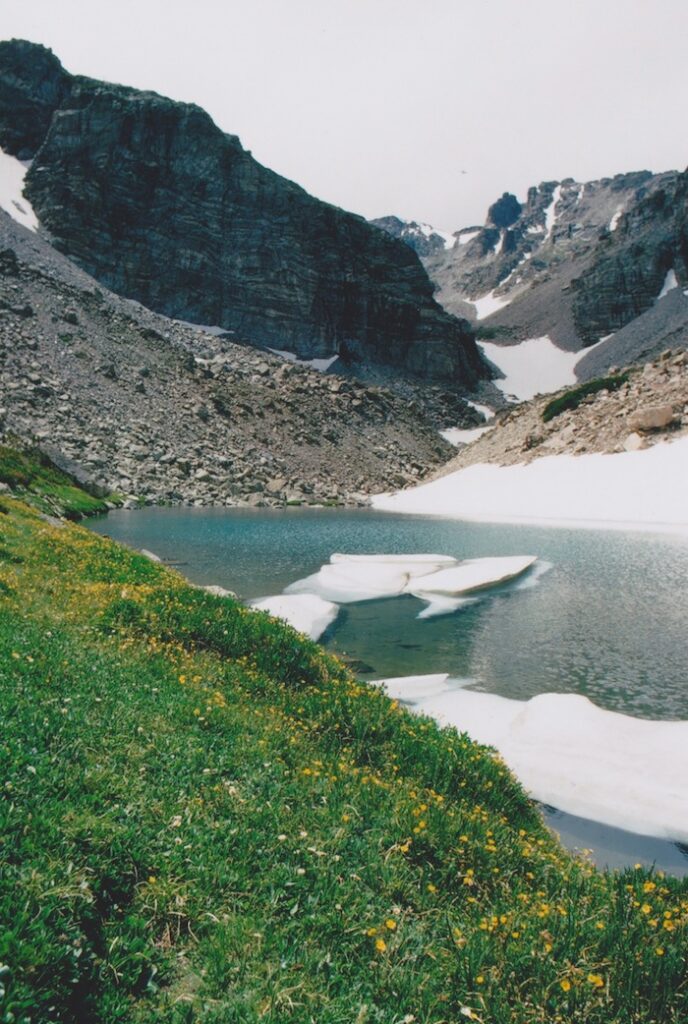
[487,192,521,229]
[0,39,489,386]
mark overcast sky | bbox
[3,0,687,229]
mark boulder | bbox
[627,405,674,432]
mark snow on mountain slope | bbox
[0,147,38,231]
[480,336,598,401]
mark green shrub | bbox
[542,372,630,422]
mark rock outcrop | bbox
[0,39,488,387]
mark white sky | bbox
[2,0,687,230]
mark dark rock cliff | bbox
[0,39,488,386]
[571,172,688,344]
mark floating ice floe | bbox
[370,680,688,843]
[372,437,688,534]
[408,556,537,598]
[250,593,339,641]
[286,552,537,617]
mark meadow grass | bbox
[0,490,686,1022]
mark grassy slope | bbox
[0,492,686,1023]
[0,444,119,519]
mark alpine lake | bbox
[89,506,688,875]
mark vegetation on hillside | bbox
[541,373,630,422]
[0,443,119,519]
[0,461,686,1022]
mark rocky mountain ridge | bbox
[375,169,688,381]
[0,210,463,508]
[0,38,488,387]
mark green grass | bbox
[541,373,630,423]
[0,444,120,519]
[0,495,686,1022]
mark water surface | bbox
[91,507,688,720]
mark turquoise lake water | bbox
[90,507,688,720]
[89,507,688,873]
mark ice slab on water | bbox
[250,593,338,641]
[287,553,538,607]
[286,554,459,603]
[383,682,688,843]
[416,595,478,619]
[408,556,537,597]
[330,553,457,565]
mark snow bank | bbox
[250,593,339,641]
[458,229,480,246]
[371,681,688,843]
[657,269,678,300]
[0,147,38,232]
[267,348,339,372]
[466,400,494,420]
[480,336,587,401]
[372,437,688,533]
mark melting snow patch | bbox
[471,290,511,321]
[0,147,38,231]
[372,682,688,843]
[609,206,624,232]
[457,229,480,246]
[543,184,562,242]
[250,593,339,641]
[657,269,678,300]
[268,348,339,372]
[440,425,492,447]
[466,400,494,420]
[372,436,688,534]
[479,336,583,401]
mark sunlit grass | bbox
[0,488,686,1022]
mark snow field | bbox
[372,436,688,533]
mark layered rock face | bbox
[0,39,487,386]
[571,172,688,343]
